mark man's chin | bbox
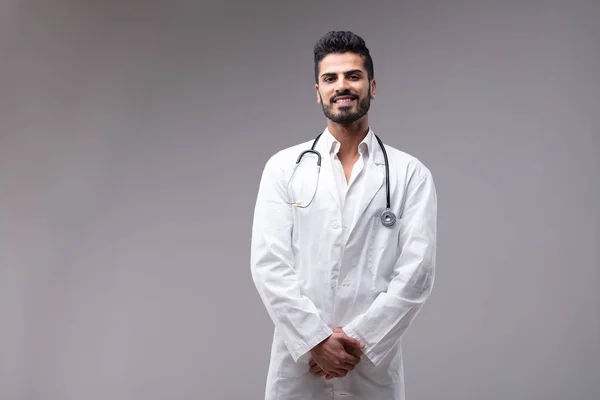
[323,108,362,124]
[335,103,356,111]
[333,115,360,124]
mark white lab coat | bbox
[250,128,437,400]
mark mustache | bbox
[331,91,359,102]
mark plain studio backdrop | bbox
[1,1,598,399]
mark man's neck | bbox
[327,117,369,162]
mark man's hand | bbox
[308,328,364,379]
[331,328,364,358]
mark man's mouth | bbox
[334,96,357,104]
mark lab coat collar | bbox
[322,127,385,165]
[324,129,369,161]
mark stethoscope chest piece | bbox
[380,209,397,227]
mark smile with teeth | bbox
[335,97,356,104]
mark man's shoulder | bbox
[264,139,315,168]
[382,141,433,179]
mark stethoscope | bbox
[286,132,397,227]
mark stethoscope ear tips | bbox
[380,209,396,227]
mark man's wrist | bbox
[309,332,331,354]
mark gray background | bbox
[1,1,598,399]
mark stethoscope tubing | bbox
[293,132,397,227]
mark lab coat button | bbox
[332,221,340,229]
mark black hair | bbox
[313,31,374,83]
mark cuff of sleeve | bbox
[342,324,378,367]
[290,325,333,363]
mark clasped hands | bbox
[308,327,365,380]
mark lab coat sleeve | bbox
[342,167,437,367]
[250,154,333,362]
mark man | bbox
[250,31,437,400]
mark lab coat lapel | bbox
[347,141,386,238]
[315,133,341,209]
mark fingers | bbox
[327,369,345,378]
[310,360,352,380]
[347,348,363,358]
[339,335,364,350]
[309,364,340,379]
[343,361,358,371]
[326,368,349,379]
[310,363,323,375]
[326,346,361,369]
[309,339,362,380]
[341,352,361,366]
[309,359,331,377]
[344,343,363,357]
[329,357,359,374]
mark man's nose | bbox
[335,77,349,92]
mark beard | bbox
[320,88,371,125]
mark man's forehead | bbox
[319,53,365,74]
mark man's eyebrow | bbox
[320,69,364,78]
[344,69,364,75]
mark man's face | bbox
[315,52,376,125]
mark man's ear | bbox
[370,79,377,99]
[315,84,322,104]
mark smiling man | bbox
[251,31,438,399]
